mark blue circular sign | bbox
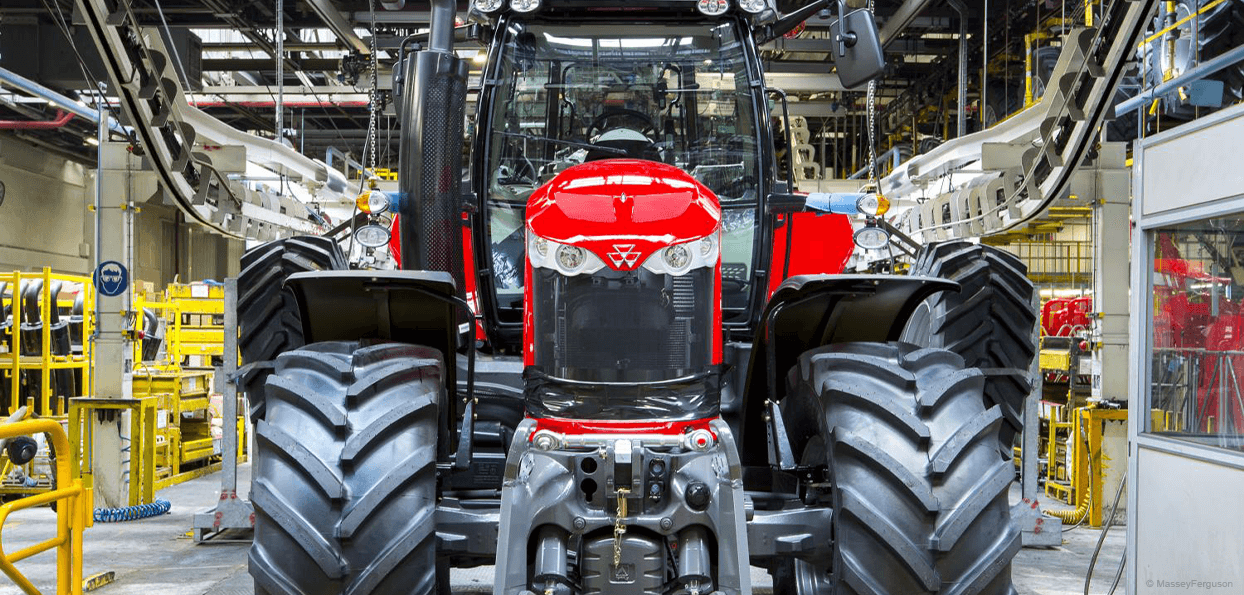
[93,260,129,297]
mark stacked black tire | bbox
[250,341,445,595]
[901,241,1038,453]
[238,237,347,420]
[781,343,1020,595]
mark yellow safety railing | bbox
[0,418,90,595]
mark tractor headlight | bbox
[556,245,587,273]
[528,229,606,276]
[663,244,691,272]
[737,0,766,13]
[856,193,890,217]
[853,225,891,251]
[354,224,391,248]
[696,0,729,16]
[510,0,540,12]
[474,0,505,12]
[641,232,718,275]
[356,190,390,214]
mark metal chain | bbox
[612,488,630,568]
[866,0,878,188]
[365,0,380,175]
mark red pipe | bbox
[187,101,370,108]
[0,110,74,129]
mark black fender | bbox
[284,269,463,430]
[737,274,957,469]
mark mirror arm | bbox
[757,0,832,44]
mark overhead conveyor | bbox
[882,0,1159,243]
[71,0,354,241]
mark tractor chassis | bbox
[470,418,834,595]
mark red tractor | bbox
[237,0,1038,593]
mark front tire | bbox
[781,343,1020,595]
[248,341,444,595]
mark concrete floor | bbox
[0,464,1126,595]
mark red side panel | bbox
[461,214,486,341]
[766,212,855,298]
[523,249,535,367]
[530,416,718,437]
[388,214,403,268]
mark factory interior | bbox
[0,0,1242,593]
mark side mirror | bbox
[831,9,885,89]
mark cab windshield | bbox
[481,19,762,320]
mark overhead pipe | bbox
[186,100,370,108]
[878,0,936,49]
[1115,44,1244,116]
[305,0,371,55]
[0,109,74,130]
[0,67,128,135]
[947,0,968,138]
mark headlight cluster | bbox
[696,0,730,15]
[642,234,719,275]
[528,233,608,276]
[473,0,505,12]
[528,231,719,276]
[473,0,540,13]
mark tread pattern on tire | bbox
[238,237,346,420]
[249,341,443,595]
[782,343,1020,595]
[902,241,1038,452]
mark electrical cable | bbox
[37,0,125,144]
[1084,474,1127,595]
[1107,553,1127,595]
[153,0,192,90]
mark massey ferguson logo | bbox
[607,244,641,268]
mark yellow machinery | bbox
[123,282,241,497]
[1043,405,1128,527]
[1,269,94,415]
[0,416,91,595]
[0,270,94,499]
[166,283,224,369]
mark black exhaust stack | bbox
[396,0,469,292]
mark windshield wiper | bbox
[497,131,627,156]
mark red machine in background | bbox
[1042,296,1093,337]
[1151,234,1244,433]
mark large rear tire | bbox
[238,236,347,420]
[779,343,1020,595]
[901,241,1037,452]
[248,341,444,595]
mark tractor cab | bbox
[472,12,774,351]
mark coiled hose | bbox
[1047,422,1094,525]
[94,499,171,523]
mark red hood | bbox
[526,159,721,271]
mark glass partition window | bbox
[1149,215,1244,451]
